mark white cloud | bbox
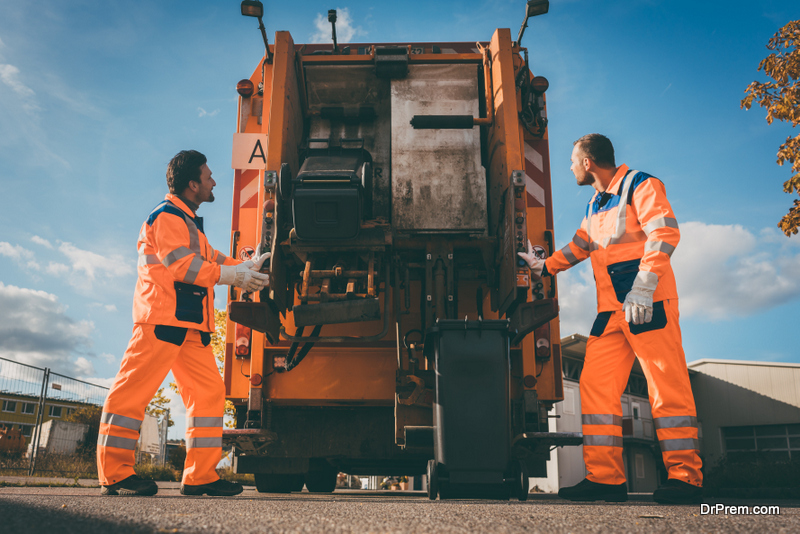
[0,282,95,376]
[58,241,134,286]
[100,353,117,365]
[198,107,219,118]
[89,302,118,312]
[311,8,365,44]
[555,262,597,337]
[45,262,69,275]
[2,240,134,290]
[31,235,53,249]
[0,241,41,270]
[672,222,800,319]
[0,63,34,98]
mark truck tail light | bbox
[531,76,549,94]
[237,79,255,97]
[235,323,252,358]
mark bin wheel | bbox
[427,459,438,500]
[254,473,304,493]
[517,460,529,501]
[305,467,337,493]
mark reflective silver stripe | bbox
[583,435,623,447]
[585,194,598,244]
[138,253,160,267]
[644,216,679,236]
[660,438,700,452]
[214,254,227,265]
[582,414,623,426]
[572,234,590,252]
[589,240,600,252]
[183,255,205,284]
[560,245,580,266]
[644,240,676,257]
[653,416,697,430]
[183,214,202,255]
[186,437,222,449]
[163,246,194,267]
[101,412,142,431]
[186,416,223,428]
[611,170,638,241]
[97,433,138,450]
[608,230,648,246]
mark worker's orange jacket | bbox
[545,164,679,310]
[133,194,240,332]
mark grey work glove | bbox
[517,239,546,280]
[622,271,658,325]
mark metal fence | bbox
[0,356,168,477]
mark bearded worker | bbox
[97,150,269,496]
[519,134,703,504]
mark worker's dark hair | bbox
[166,150,207,194]
[574,133,615,169]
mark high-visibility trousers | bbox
[97,324,224,486]
[581,299,703,487]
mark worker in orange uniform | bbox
[97,150,269,496]
[519,134,703,504]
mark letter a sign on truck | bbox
[232,133,269,170]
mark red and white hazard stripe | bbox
[524,141,547,208]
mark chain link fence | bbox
[0,356,168,478]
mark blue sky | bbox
[1,0,798,438]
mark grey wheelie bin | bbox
[424,318,528,500]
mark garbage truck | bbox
[222,0,581,498]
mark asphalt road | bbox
[1,485,798,533]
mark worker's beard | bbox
[205,191,215,203]
[576,171,594,187]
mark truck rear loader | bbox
[223,0,581,499]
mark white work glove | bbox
[517,239,546,280]
[218,252,271,292]
[622,271,658,325]
[241,252,270,271]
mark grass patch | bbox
[0,480,98,488]
[0,454,97,479]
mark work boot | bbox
[653,478,702,504]
[181,478,244,496]
[558,478,627,502]
[101,475,158,496]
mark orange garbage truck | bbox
[223,1,580,498]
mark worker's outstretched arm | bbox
[533,215,592,278]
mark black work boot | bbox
[101,475,158,496]
[181,478,244,496]
[558,478,627,502]
[653,478,702,504]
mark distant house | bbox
[0,392,91,443]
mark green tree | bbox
[146,388,175,428]
[741,20,800,236]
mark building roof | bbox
[688,358,800,370]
